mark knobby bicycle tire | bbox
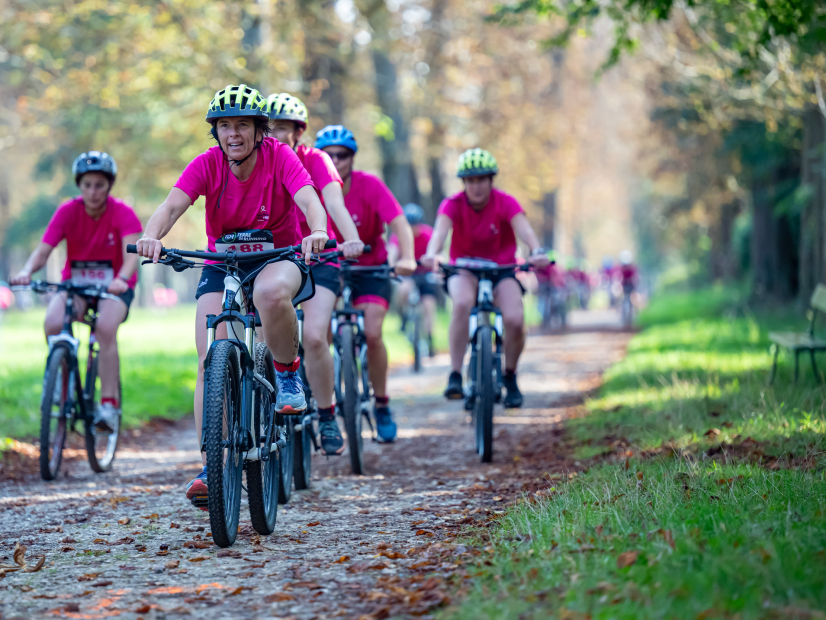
[412,311,422,373]
[248,342,280,534]
[40,346,71,481]
[85,355,120,473]
[340,326,364,475]
[293,347,313,490]
[475,325,495,463]
[203,341,243,547]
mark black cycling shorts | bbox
[195,260,314,306]
[413,273,439,298]
[312,263,342,297]
[444,270,525,296]
[350,271,393,309]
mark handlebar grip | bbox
[126,244,137,254]
[324,240,337,250]
[363,245,372,253]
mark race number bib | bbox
[70,260,114,286]
[214,229,275,254]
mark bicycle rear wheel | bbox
[475,326,495,463]
[248,342,280,534]
[203,340,243,547]
[412,311,422,373]
[339,326,364,475]
[85,355,120,473]
[293,350,314,490]
[39,347,71,481]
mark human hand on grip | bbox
[340,239,364,260]
[107,278,129,295]
[419,254,441,272]
[10,271,31,286]
[137,237,164,264]
[528,252,550,268]
[394,258,417,277]
[302,230,329,263]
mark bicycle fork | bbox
[465,308,505,405]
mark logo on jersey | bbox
[222,233,238,243]
[256,205,268,223]
[490,223,500,236]
[107,232,116,246]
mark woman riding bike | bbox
[267,92,364,456]
[315,125,416,443]
[135,85,329,508]
[10,151,142,431]
[389,203,438,354]
[421,148,549,408]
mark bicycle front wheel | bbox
[475,326,495,463]
[39,347,71,481]
[412,311,422,373]
[339,326,364,475]
[293,350,313,490]
[248,343,280,534]
[203,340,243,547]
[85,356,120,473]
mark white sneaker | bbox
[93,402,120,432]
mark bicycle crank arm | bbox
[245,437,287,461]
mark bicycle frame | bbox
[332,267,371,417]
[466,277,505,402]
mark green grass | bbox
[0,303,450,441]
[443,287,826,620]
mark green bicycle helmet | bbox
[206,84,269,122]
[456,148,498,178]
[267,93,308,128]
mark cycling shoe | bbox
[275,371,307,413]
[93,402,120,432]
[374,407,397,443]
[186,467,209,511]
[503,373,523,408]
[319,417,345,455]
[444,371,464,400]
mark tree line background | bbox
[1,0,824,304]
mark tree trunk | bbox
[800,106,826,302]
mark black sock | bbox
[375,396,390,408]
[504,369,516,379]
[318,406,334,422]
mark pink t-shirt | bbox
[333,171,403,267]
[174,137,313,252]
[437,188,524,265]
[294,144,342,240]
[42,197,143,288]
[389,224,433,273]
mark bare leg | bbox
[357,303,389,398]
[300,287,337,409]
[94,298,128,400]
[422,295,437,338]
[253,261,302,363]
[447,274,477,373]
[194,292,226,465]
[494,278,526,372]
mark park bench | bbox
[768,284,826,384]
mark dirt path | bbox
[0,314,629,620]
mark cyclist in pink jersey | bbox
[11,151,142,432]
[421,149,549,408]
[316,125,416,443]
[267,93,364,456]
[389,203,439,349]
[135,85,329,508]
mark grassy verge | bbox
[444,287,826,619]
[0,303,450,441]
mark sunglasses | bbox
[326,151,353,161]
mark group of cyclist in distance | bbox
[11,83,553,509]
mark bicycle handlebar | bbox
[439,262,532,275]
[11,281,123,303]
[126,239,337,262]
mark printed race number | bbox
[70,260,114,286]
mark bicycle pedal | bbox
[190,495,208,510]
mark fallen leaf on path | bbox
[18,585,33,592]
[134,604,152,613]
[0,543,46,577]
[188,557,208,562]
[64,603,81,612]
[156,550,169,556]
[61,546,75,552]
[60,537,77,544]
[264,592,295,603]
[333,555,350,563]
[410,520,426,526]
[704,428,721,438]
[38,525,63,534]
[77,573,102,582]
[217,549,243,558]
[617,550,639,569]
[117,517,131,526]
[141,513,160,519]
[347,561,389,573]
[170,522,181,528]
[291,580,322,589]
[92,580,113,587]
[165,560,180,569]
[184,541,212,549]
[415,530,435,537]
[306,521,320,527]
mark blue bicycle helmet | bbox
[315,125,358,154]
[403,203,425,226]
[72,151,117,186]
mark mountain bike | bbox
[441,259,531,463]
[292,307,317,492]
[402,278,428,373]
[315,250,389,475]
[11,281,125,480]
[621,282,634,328]
[128,240,333,547]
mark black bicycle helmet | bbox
[72,151,117,186]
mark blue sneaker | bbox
[275,371,307,414]
[186,467,209,511]
[374,406,397,443]
[319,417,345,455]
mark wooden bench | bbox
[769,284,826,383]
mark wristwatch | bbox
[531,247,547,256]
